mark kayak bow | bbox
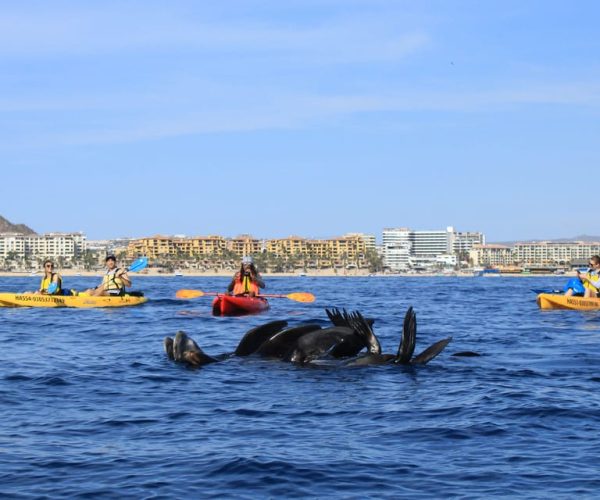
[211,295,269,316]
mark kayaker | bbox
[565,255,600,297]
[34,259,62,295]
[83,255,132,297]
[227,256,265,297]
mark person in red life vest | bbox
[227,256,265,297]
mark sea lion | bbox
[255,324,322,359]
[345,307,452,366]
[164,331,219,367]
[284,326,358,364]
[164,308,452,369]
[325,308,380,358]
[234,320,288,356]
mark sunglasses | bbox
[45,264,54,268]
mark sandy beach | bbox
[0,269,574,278]
[0,269,371,278]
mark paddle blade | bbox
[46,282,58,294]
[287,292,315,303]
[128,257,148,273]
[176,289,205,299]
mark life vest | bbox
[102,268,126,294]
[232,275,260,295]
[40,273,62,294]
[583,270,600,293]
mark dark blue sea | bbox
[2,276,600,499]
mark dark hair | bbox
[43,259,54,267]
[591,255,600,265]
[237,262,258,282]
[105,255,117,263]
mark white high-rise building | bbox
[0,232,86,260]
[382,226,485,270]
[382,228,412,271]
[410,228,452,256]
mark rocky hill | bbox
[0,215,36,235]
[492,235,600,245]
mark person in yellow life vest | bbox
[227,256,265,297]
[35,259,62,295]
[84,255,132,297]
[577,255,600,298]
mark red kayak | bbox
[211,295,270,316]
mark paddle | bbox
[46,257,149,295]
[531,289,562,295]
[176,289,315,303]
[127,256,149,273]
[532,275,587,296]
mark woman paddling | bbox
[34,259,62,295]
[227,256,265,297]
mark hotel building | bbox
[0,232,86,261]
[470,241,600,268]
[127,233,372,265]
[382,226,485,271]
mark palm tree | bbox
[364,249,384,273]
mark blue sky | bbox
[1,0,598,242]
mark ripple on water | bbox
[2,276,600,497]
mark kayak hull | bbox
[212,295,269,316]
[0,293,147,308]
[537,293,600,311]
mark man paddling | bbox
[83,255,132,297]
[227,256,265,297]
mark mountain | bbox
[0,215,36,235]
[553,235,600,242]
[492,235,600,245]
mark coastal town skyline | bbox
[2,214,599,245]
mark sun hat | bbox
[242,256,254,264]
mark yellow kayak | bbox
[537,293,600,311]
[0,293,147,308]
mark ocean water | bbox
[2,275,600,499]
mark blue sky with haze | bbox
[1,1,598,242]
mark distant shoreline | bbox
[0,270,575,278]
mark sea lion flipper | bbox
[164,337,174,360]
[451,351,481,357]
[397,306,416,364]
[411,337,452,365]
[173,331,188,362]
[346,311,381,355]
[325,308,346,327]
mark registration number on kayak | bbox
[566,298,599,308]
[14,295,66,305]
